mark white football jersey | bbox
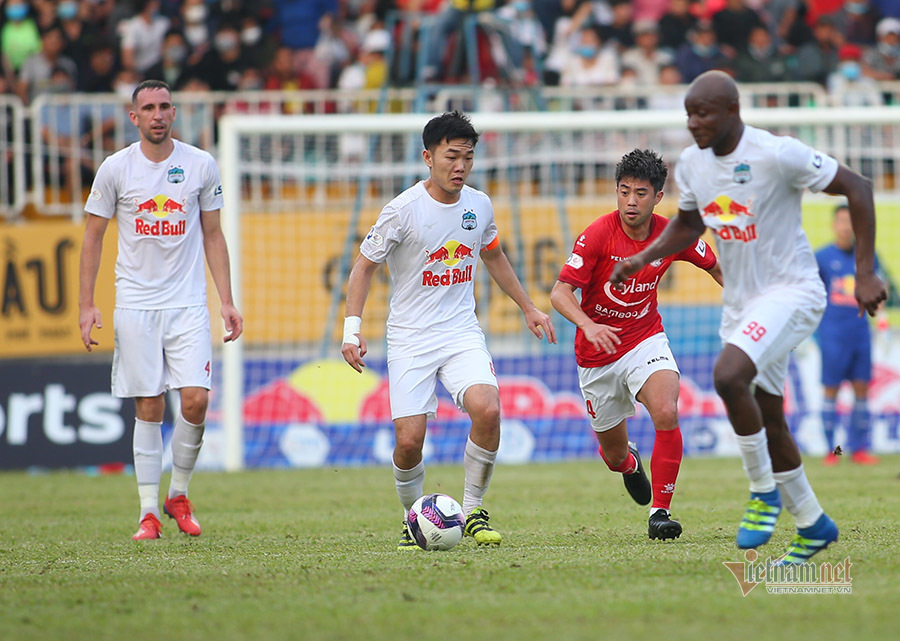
[360,181,498,359]
[85,140,224,309]
[675,125,837,314]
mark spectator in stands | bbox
[712,0,765,59]
[544,0,590,85]
[621,20,675,86]
[274,0,336,88]
[791,14,844,85]
[78,38,117,93]
[862,16,900,79]
[675,20,730,83]
[1,0,41,75]
[314,9,356,88]
[239,11,275,71]
[762,0,809,50]
[827,43,883,105]
[496,0,548,67]
[422,0,496,82]
[600,0,635,51]
[337,28,389,92]
[180,0,212,53]
[58,0,92,75]
[119,0,170,75]
[838,0,881,45]
[145,30,192,90]
[17,23,77,103]
[560,24,619,86]
[194,21,247,91]
[658,0,696,52]
[735,24,789,82]
[264,45,319,113]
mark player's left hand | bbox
[221,303,243,342]
[855,272,888,317]
[523,306,557,344]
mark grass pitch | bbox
[2,455,899,641]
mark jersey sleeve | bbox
[558,227,600,290]
[479,198,499,249]
[674,237,717,270]
[84,157,118,219]
[199,154,225,211]
[675,148,698,212]
[775,136,839,193]
[359,204,404,263]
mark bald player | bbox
[611,71,886,564]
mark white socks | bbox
[463,437,497,515]
[133,419,163,520]
[774,465,824,529]
[393,460,425,518]
[735,430,776,493]
[169,414,204,499]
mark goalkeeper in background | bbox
[341,111,556,550]
[551,148,722,541]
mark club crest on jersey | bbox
[167,166,185,183]
[461,210,477,230]
[733,162,751,184]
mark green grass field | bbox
[2,456,899,641]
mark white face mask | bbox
[241,26,262,45]
[185,5,207,23]
[115,82,137,101]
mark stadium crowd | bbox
[2,0,900,104]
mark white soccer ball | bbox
[407,493,466,551]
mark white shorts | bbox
[577,332,679,433]
[721,286,825,396]
[387,344,498,420]
[112,306,212,398]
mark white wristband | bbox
[343,316,362,346]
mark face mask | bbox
[241,78,264,90]
[164,44,187,63]
[185,5,207,23]
[692,43,716,57]
[877,41,900,57]
[115,82,137,101]
[846,1,867,15]
[241,26,262,45]
[215,34,239,53]
[5,4,28,21]
[749,44,770,59]
[57,1,78,19]
[577,45,598,58]
[513,1,529,11]
[840,61,861,80]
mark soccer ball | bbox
[407,493,466,551]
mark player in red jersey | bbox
[551,149,722,540]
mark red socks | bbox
[650,427,683,511]
[598,445,637,475]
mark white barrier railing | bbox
[2,83,900,219]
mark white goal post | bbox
[217,106,900,471]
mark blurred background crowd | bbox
[2,0,900,104]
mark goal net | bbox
[215,107,900,471]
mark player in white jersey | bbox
[611,71,886,564]
[79,80,243,541]
[340,111,556,549]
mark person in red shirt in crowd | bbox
[551,148,722,541]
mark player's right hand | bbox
[341,335,367,373]
[583,323,622,355]
[855,272,888,317]
[79,305,102,352]
[609,256,643,288]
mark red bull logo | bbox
[133,194,187,236]
[422,240,476,287]
[701,195,756,243]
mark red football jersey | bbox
[558,211,717,367]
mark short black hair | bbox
[422,111,479,151]
[615,149,667,193]
[833,203,850,216]
[132,79,171,106]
